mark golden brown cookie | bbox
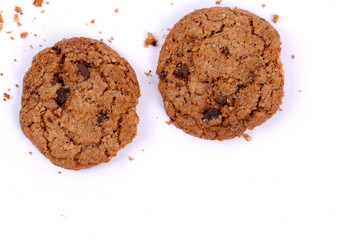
[20,37,140,170]
[157,7,284,140]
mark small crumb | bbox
[243,134,252,142]
[14,59,17,62]
[90,19,95,24]
[0,72,3,76]
[20,32,28,39]
[10,36,15,40]
[165,119,173,125]
[6,31,12,34]
[170,2,174,5]
[272,14,279,24]
[144,70,152,77]
[15,6,24,15]
[107,36,114,43]
[142,149,144,152]
[261,4,266,8]
[40,10,45,14]
[8,88,11,92]
[46,1,50,4]
[298,90,302,93]
[15,84,19,88]
[34,33,37,37]
[58,171,62,174]
[279,108,283,111]
[29,45,33,49]
[0,11,4,32]
[39,44,43,47]
[14,14,22,27]
[99,31,102,34]
[33,0,44,7]
[29,151,33,155]
[128,156,134,161]
[291,55,295,59]
[3,93,10,100]
[144,32,158,47]
[3,99,7,101]
[100,38,104,42]
[215,0,222,5]
[115,8,119,13]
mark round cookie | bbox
[20,37,140,170]
[157,7,284,140]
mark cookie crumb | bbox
[128,156,134,161]
[272,14,279,24]
[170,2,174,5]
[29,151,33,155]
[107,36,114,43]
[33,0,43,7]
[99,31,102,34]
[14,59,17,62]
[243,134,252,141]
[3,93,10,100]
[8,88,11,92]
[144,32,158,47]
[142,149,144,152]
[90,19,95,24]
[6,31,12,34]
[165,119,173,125]
[0,72,3,76]
[40,10,45,14]
[29,45,33,49]
[215,0,222,5]
[10,36,15,40]
[14,14,22,27]
[279,108,283,112]
[58,171,62,174]
[15,6,24,15]
[20,32,28,39]
[0,11,4,32]
[291,55,295,59]
[144,70,152,76]
[46,1,50,4]
[15,84,19,88]
[298,90,302,93]
[261,4,266,8]
[115,8,119,13]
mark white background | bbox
[0,0,359,239]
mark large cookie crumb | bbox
[144,32,158,47]
[33,0,44,7]
[272,14,279,23]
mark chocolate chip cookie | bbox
[157,7,284,140]
[20,37,140,170]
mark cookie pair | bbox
[20,7,284,170]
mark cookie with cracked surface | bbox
[157,7,284,140]
[20,37,140,170]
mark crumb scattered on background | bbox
[8,88,11,92]
[100,38,104,42]
[14,59,17,62]
[29,151,33,155]
[215,0,222,5]
[46,1,50,4]
[3,93,10,100]
[0,11,4,32]
[261,4,266,8]
[128,156,134,161]
[170,2,174,5]
[272,14,279,23]
[58,171,62,174]
[243,134,252,142]
[0,72,3,76]
[40,10,45,14]
[279,108,283,112]
[15,6,23,15]
[145,70,152,76]
[144,32,158,47]
[165,119,173,125]
[90,19,95,24]
[33,0,44,7]
[6,31,12,34]
[20,32,28,39]
[10,36,15,40]
[115,8,119,13]
[99,31,102,34]
[29,45,33,49]
[14,14,22,27]
[142,149,144,152]
[291,55,295,59]
[15,84,19,88]
[298,90,302,93]
[107,36,114,43]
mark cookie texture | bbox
[20,37,140,170]
[157,7,284,140]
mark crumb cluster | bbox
[144,32,158,47]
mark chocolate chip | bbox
[77,62,90,80]
[203,108,221,120]
[173,64,189,79]
[51,73,64,86]
[221,46,229,56]
[52,46,61,54]
[214,94,227,105]
[47,117,53,123]
[55,88,70,107]
[97,111,109,124]
[159,70,167,80]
